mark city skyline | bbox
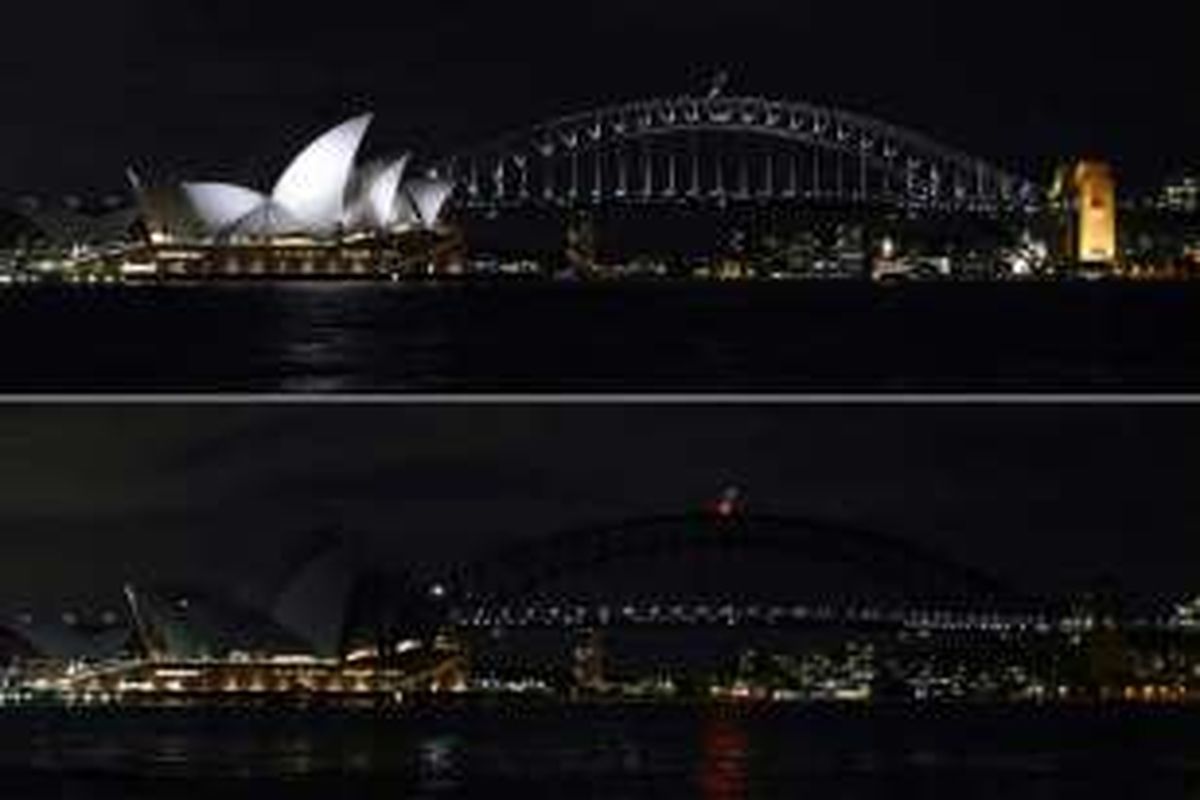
[4,4,1200,794]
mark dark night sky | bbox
[0,404,1197,612]
[2,1,1197,197]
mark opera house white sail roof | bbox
[135,114,454,243]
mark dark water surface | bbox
[1,281,1198,392]
[2,704,1200,799]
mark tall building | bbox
[572,628,605,693]
[564,212,597,274]
[1051,161,1118,266]
[1076,163,1117,263]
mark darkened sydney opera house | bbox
[0,540,466,702]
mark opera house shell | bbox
[0,539,466,701]
[128,114,458,277]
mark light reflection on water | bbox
[698,716,749,800]
[1,281,1198,391]
[418,735,462,792]
[3,706,1200,798]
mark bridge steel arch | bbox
[448,511,1014,607]
[435,96,1040,215]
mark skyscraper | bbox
[1075,162,1117,264]
[1051,161,1118,266]
[1046,160,1118,267]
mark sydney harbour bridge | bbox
[437,506,1061,636]
[434,93,1041,216]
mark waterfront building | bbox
[1158,174,1200,213]
[1050,161,1118,267]
[126,114,458,278]
[572,628,606,693]
[0,539,463,703]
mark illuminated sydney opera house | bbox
[124,113,460,278]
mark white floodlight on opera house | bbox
[130,114,457,277]
[270,113,374,235]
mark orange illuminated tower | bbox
[572,628,606,693]
[1074,162,1117,264]
[1052,161,1117,266]
[565,211,597,274]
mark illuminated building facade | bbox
[1051,161,1118,266]
[1158,174,1200,213]
[126,114,458,278]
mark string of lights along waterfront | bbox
[1,87,1196,286]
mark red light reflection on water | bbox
[698,714,749,800]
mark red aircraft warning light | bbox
[709,486,745,518]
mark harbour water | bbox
[2,703,1199,799]
[1,281,1198,392]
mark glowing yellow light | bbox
[1072,162,1117,264]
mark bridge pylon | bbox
[565,210,598,275]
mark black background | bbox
[3,0,1196,196]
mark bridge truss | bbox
[435,96,1040,215]
[445,511,1017,609]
